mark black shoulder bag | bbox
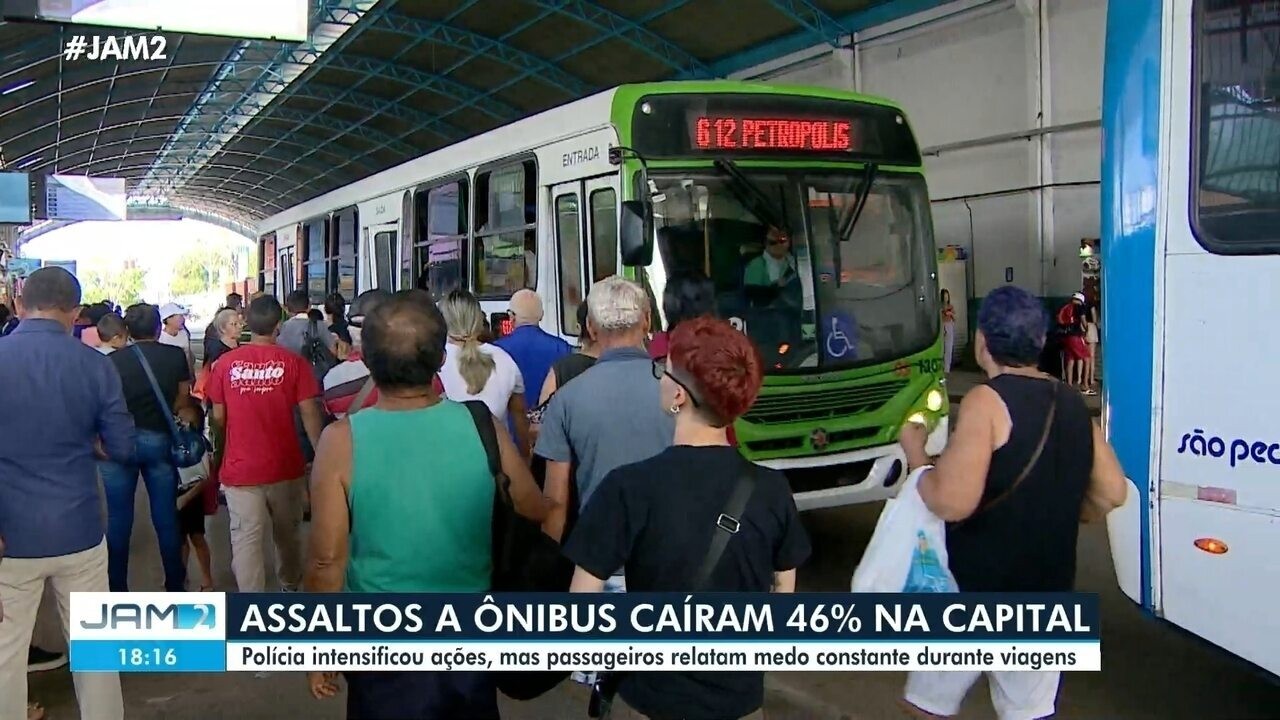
[588,471,759,719]
[133,344,208,470]
[462,400,573,701]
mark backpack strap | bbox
[347,378,376,417]
[462,400,506,494]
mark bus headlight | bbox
[926,389,944,412]
[906,412,926,426]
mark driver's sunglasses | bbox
[651,360,701,407]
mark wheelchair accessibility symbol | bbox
[823,313,857,360]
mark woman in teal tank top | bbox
[302,290,552,719]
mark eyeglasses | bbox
[651,360,700,407]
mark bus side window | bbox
[590,188,618,282]
[475,160,537,296]
[1192,0,1280,252]
[334,208,358,301]
[301,218,327,304]
[415,180,468,299]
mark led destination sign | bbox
[694,117,855,152]
[631,93,921,165]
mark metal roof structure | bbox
[0,0,948,234]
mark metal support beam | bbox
[919,119,1100,156]
[373,13,593,96]
[135,0,381,197]
[709,0,956,77]
[5,94,422,164]
[57,146,364,183]
[46,131,377,174]
[528,0,715,79]
[260,0,701,202]
[766,0,847,46]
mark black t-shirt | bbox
[563,445,811,720]
[204,337,234,370]
[110,342,192,434]
[551,352,596,389]
[329,321,352,347]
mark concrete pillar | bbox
[1018,0,1053,297]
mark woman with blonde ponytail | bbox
[438,290,530,455]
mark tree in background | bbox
[171,243,239,296]
[81,267,146,306]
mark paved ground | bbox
[28,482,1279,719]
[945,370,1102,416]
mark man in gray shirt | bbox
[277,289,336,358]
[536,277,674,570]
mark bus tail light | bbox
[1193,538,1228,555]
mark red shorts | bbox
[1062,335,1090,361]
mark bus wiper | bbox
[831,163,879,288]
[839,162,879,240]
[713,158,787,231]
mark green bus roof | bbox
[609,80,910,126]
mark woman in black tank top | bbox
[900,287,1126,592]
[897,286,1128,718]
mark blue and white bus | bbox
[1103,0,1279,678]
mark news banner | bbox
[69,593,1100,673]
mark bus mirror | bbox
[620,200,653,267]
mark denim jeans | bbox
[99,429,187,592]
[345,670,498,720]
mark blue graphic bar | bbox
[71,639,226,672]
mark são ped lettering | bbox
[1176,428,1280,468]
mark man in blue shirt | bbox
[494,289,571,411]
[0,267,132,720]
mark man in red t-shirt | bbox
[208,295,324,592]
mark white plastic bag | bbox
[176,457,209,509]
[851,466,958,593]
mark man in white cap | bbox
[159,302,196,378]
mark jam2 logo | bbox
[79,603,216,631]
[1176,428,1280,468]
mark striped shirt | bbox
[322,351,445,418]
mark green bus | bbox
[257,81,948,509]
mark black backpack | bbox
[302,319,339,383]
[461,401,571,701]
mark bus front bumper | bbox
[757,416,949,511]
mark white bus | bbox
[255,81,950,509]
[1103,0,1279,677]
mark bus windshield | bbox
[650,169,937,371]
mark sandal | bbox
[28,702,46,720]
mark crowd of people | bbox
[0,265,1127,720]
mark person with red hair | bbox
[565,316,811,720]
